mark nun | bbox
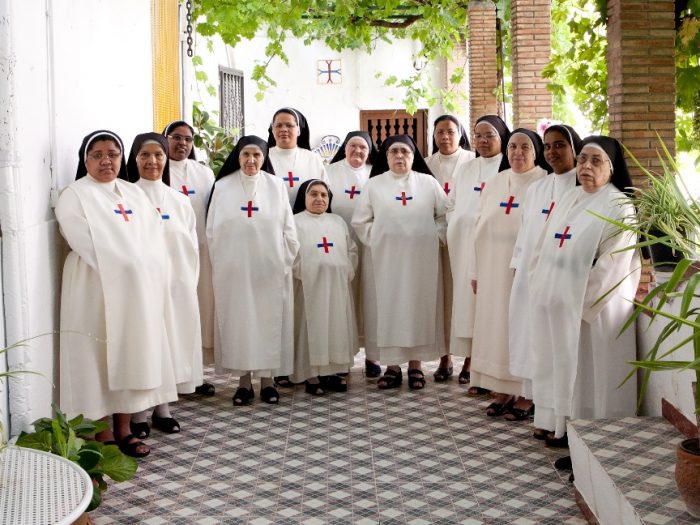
[507,125,582,424]
[468,128,548,416]
[326,131,380,377]
[163,120,216,396]
[126,133,202,437]
[267,107,329,206]
[56,130,177,458]
[529,135,639,449]
[445,115,510,390]
[206,135,299,406]
[351,135,447,390]
[290,179,359,395]
[424,115,475,382]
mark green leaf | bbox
[15,430,53,451]
[100,445,138,482]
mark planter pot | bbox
[676,437,700,518]
[648,236,684,272]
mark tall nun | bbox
[207,135,299,406]
[529,135,639,446]
[267,107,329,206]
[445,114,511,385]
[352,135,447,390]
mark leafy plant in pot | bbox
[15,403,138,516]
[602,140,700,517]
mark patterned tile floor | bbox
[92,353,587,524]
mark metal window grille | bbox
[219,67,244,138]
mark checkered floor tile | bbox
[92,353,587,524]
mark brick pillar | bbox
[607,0,676,187]
[510,0,552,130]
[446,38,469,128]
[467,0,500,134]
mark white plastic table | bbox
[0,445,93,525]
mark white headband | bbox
[84,131,122,162]
[508,132,536,162]
[582,143,613,173]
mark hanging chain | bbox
[186,0,194,57]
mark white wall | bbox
[193,32,449,149]
[1,0,153,436]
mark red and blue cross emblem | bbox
[345,186,360,199]
[395,192,413,206]
[499,196,519,214]
[285,172,299,187]
[316,236,334,253]
[443,182,451,195]
[181,185,195,197]
[114,203,133,221]
[241,201,259,218]
[542,201,555,220]
[473,181,485,194]
[156,207,170,220]
[554,226,572,247]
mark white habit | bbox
[426,148,476,348]
[469,166,546,395]
[529,183,639,433]
[351,170,447,363]
[326,159,371,346]
[169,158,216,359]
[445,153,504,357]
[206,170,299,378]
[57,176,177,420]
[291,211,359,381]
[268,146,329,205]
[508,169,577,397]
[136,178,203,393]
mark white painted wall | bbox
[1,0,153,437]
[192,32,449,150]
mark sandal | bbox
[545,432,569,448]
[554,456,573,471]
[466,386,491,397]
[151,412,180,433]
[194,382,216,396]
[305,381,327,396]
[130,421,150,439]
[504,402,535,422]
[377,368,402,390]
[433,364,453,382]
[320,375,348,392]
[364,360,382,378]
[232,387,254,406]
[274,376,294,388]
[116,434,150,458]
[458,368,470,384]
[533,428,548,440]
[260,385,280,404]
[408,369,426,390]
[486,396,515,417]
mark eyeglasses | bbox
[576,154,608,167]
[168,134,193,143]
[474,133,499,140]
[387,147,413,156]
[88,152,121,161]
[436,130,457,136]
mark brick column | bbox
[607,0,676,187]
[510,0,552,130]
[467,0,500,134]
[446,38,469,128]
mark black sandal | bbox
[117,434,150,458]
[486,396,515,417]
[260,385,280,404]
[130,421,150,439]
[504,403,534,422]
[408,369,426,390]
[305,381,327,396]
[458,368,470,384]
[274,376,294,388]
[151,412,180,433]
[377,368,402,389]
[320,375,347,392]
[194,382,216,396]
[364,360,382,378]
[545,432,569,448]
[433,364,453,382]
[232,387,254,406]
[533,428,548,440]
[466,386,490,397]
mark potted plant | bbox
[15,403,138,520]
[602,140,700,517]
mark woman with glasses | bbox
[529,135,639,450]
[56,130,177,458]
[352,135,447,390]
[425,115,475,383]
[506,125,582,426]
[163,120,217,397]
[445,115,510,391]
